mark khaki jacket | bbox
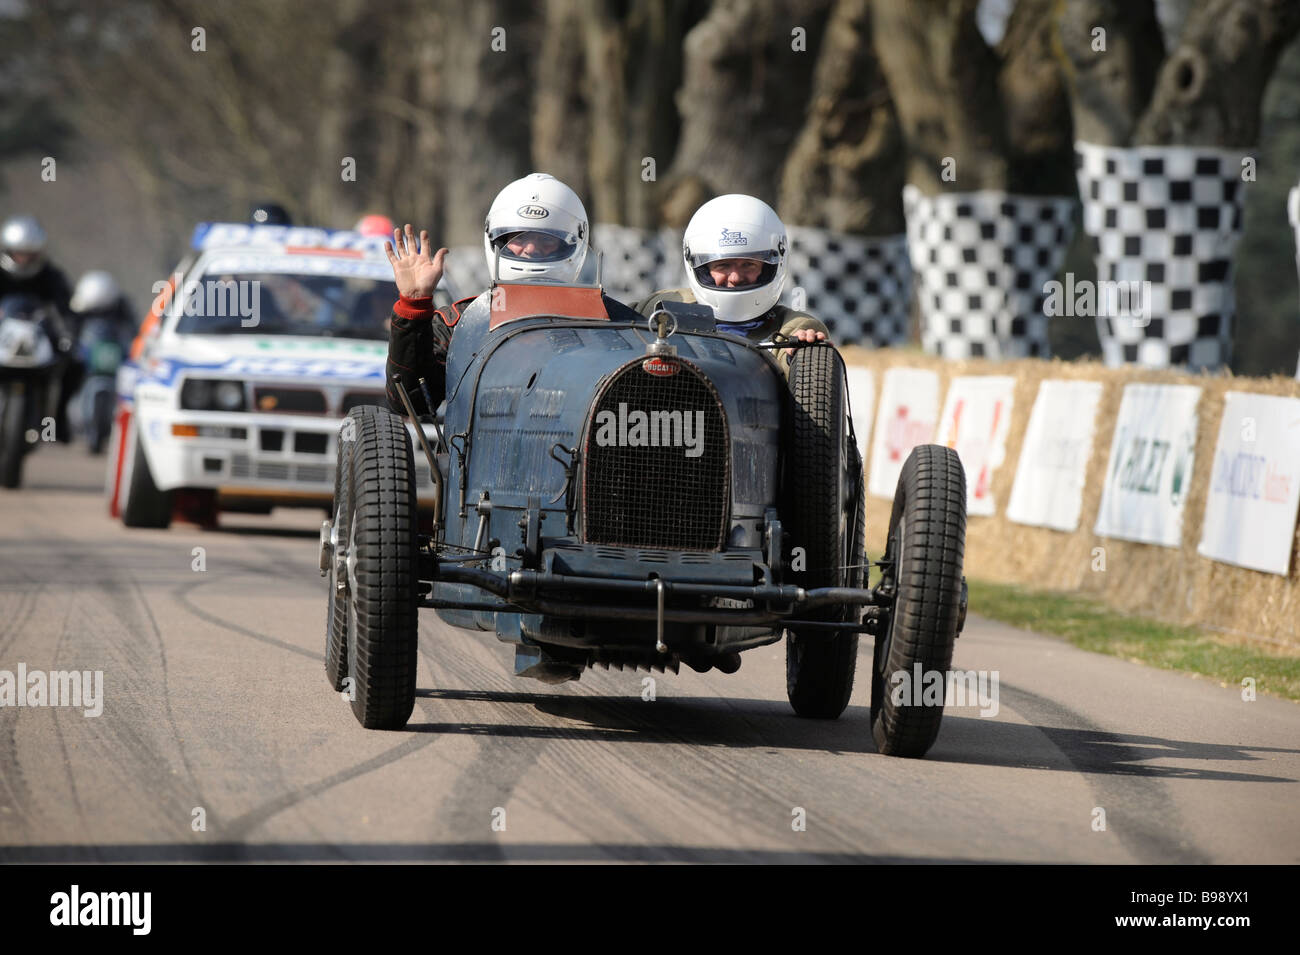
[632,287,830,370]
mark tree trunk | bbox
[997,0,1076,194]
[1055,0,1165,147]
[871,0,1008,195]
[532,0,591,206]
[1135,0,1300,146]
[620,0,693,228]
[778,0,905,234]
[666,0,831,203]
[431,0,538,246]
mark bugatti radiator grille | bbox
[582,357,729,550]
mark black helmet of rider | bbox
[249,201,293,226]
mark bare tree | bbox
[778,0,906,234]
[872,0,1073,196]
[666,0,832,204]
[1058,0,1300,148]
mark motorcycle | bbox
[0,295,69,488]
[72,315,127,454]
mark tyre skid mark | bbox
[414,625,866,858]
[46,587,96,854]
[126,574,224,837]
[170,576,318,661]
[991,681,1211,864]
[219,733,440,851]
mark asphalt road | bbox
[1,444,1297,863]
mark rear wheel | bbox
[0,381,26,489]
[88,388,113,454]
[340,406,418,729]
[870,444,966,758]
[121,428,172,528]
[783,345,861,719]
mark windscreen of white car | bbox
[171,267,451,341]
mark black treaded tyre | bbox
[783,345,862,719]
[121,425,172,528]
[0,382,26,489]
[340,405,418,729]
[323,415,355,692]
[870,444,966,758]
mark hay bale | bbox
[841,346,1300,650]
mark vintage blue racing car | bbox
[320,277,968,757]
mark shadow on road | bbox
[932,713,1299,782]
[203,523,320,539]
[413,688,1300,781]
[410,687,879,754]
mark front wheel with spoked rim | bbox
[870,444,966,758]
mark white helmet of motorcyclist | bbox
[483,173,588,284]
[682,195,788,324]
[71,270,123,315]
[1,215,49,280]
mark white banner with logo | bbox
[933,376,1016,516]
[1007,379,1104,531]
[1198,392,1300,575]
[868,367,940,498]
[844,366,875,466]
[1095,383,1201,547]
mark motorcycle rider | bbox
[69,271,136,452]
[0,215,72,314]
[384,172,639,414]
[1,215,78,439]
[634,194,828,368]
[70,271,136,336]
[249,201,293,226]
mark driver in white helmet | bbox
[385,172,630,414]
[635,195,828,370]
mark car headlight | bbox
[181,377,246,412]
[215,380,245,411]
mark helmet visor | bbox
[688,251,781,291]
[489,228,579,263]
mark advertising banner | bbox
[1198,391,1300,575]
[868,368,940,499]
[1007,380,1104,531]
[934,376,1016,517]
[844,366,875,466]
[1095,383,1201,547]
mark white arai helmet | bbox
[682,195,788,324]
[483,173,589,283]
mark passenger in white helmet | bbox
[383,172,638,414]
[635,194,829,371]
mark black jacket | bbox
[0,263,73,315]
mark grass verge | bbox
[967,579,1300,703]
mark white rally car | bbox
[107,221,454,528]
